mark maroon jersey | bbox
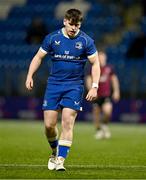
[98,65,114,97]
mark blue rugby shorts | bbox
[42,83,84,111]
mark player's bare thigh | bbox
[60,108,77,140]
[102,101,113,116]
[61,108,77,128]
[44,110,60,128]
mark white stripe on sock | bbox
[59,140,72,147]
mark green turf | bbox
[0,120,146,179]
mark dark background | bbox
[0,0,146,122]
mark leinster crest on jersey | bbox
[75,42,83,49]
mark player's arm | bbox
[85,75,92,91]
[86,52,100,101]
[111,74,120,102]
[25,49,47,90]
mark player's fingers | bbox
[26,84,31,90]
[85,94,89,101]
[113,94,120,102]
[91,97,96,101]
[26,81,33,90]
[25,82,29,89]
[30,80,33,88]
[86,94,92,101]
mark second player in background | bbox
[86,51,120,139]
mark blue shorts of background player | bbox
[42,83,84,111]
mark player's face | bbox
[99,52,107,67]
[64,19,81,38]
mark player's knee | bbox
[104,108,112,115]
[62,120,71,130]
[45,126,57,137]
[103,107,112,116]
[45,121,56,130]
[61,110,76,131]
[62,118,73,131]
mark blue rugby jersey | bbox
[40,28,97,84]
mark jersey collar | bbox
[62,27,80,39]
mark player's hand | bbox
[86,88,98,101]
[112,91,120,102]
[25,76,33,90]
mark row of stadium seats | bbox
[0,18,31,31]
[9,5,55,18]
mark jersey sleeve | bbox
[86,38,97,57]
[40,35,52,53]
[110,65,115,76]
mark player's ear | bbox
[63,19,67,26]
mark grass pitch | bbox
[0,120,146,179]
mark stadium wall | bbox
[0,97,146,123]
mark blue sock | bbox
[58,140,72,158]
[49,140,58,149]
[58,145,70,158]
[48,138,58,156]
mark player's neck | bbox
[62,28,80,39]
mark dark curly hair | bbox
[64,9,83,24]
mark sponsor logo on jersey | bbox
[75,42,83,49]
[54,54,80,60]
[74,101,80,105]
[65,51,69,55]
[55,41,61,45]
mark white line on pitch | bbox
[0,164,146,168]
